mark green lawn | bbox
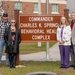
[0,61,75,75]
[3,42,56,55]
[19,42,56,54]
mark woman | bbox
[57,16,71,68]
[4,18,21,68]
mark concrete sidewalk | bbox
[2,43,60,61]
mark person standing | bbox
[70,12,75,69]
[57,16,71,68]
[0,12,10,66]
[4,18,21,68]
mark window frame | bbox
[33,2,38,13]
[14,1,22,11]
[51,4,59,14]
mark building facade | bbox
[0,0,66,18]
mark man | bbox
[70,12,75,69]
[0,12,10,66]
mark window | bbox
[52,4,58,13]
[34,3,38,13]
[14,1,22,11]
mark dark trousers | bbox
[70,44,74,66]
[59,45,70,67]
[71,45,75,66]
[9,53,16,68]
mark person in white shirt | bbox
[57,16,71,68]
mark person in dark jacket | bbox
[4,18,21,68]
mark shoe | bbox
[70,65,75,67]
[13,66,15,68]
[10,65,13,68]
[73,67,75,69]
[12,65,16,68]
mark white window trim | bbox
[51,12,59,14]
[33,11,38,13]
[52,3,59,14]
[14,1,22,11]
[19,10,23,13]
[33,2,38,14]
[33,11,42,14]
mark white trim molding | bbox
[3,0,67,4]
[51,12,59,14]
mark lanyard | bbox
[61,26,64,40]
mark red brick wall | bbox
[2,1,14,19]
[58,4,66,15]
[41,3,46,15]
[2,1,66,18]
[22,2,34,15]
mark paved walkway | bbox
[2,43,60,61]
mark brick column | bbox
[64,9,69,22]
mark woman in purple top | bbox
[57,16,71,68]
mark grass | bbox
[0,61,75,75]
[19,42,56,54]
[3,42,56,55]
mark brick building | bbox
[0,0,66,18]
